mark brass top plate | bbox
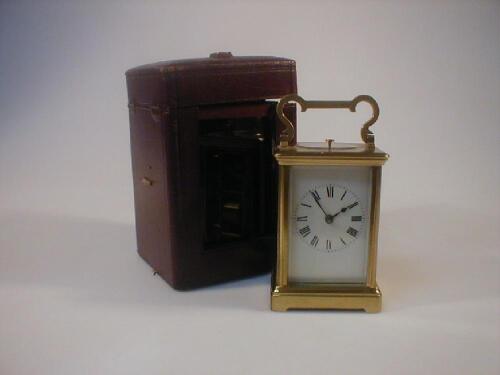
[274,142,389,166]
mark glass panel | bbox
[287,165,372,284]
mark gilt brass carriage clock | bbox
[271,94,389,312]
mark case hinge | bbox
[128,101,169,123]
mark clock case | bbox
[271,95,389,312]
[126,53,297,290]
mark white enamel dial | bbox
[294,185,364,252]
[287,165,373,284]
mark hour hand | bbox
[332,201,359,218]
[344,201,359,211]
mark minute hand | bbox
[310,191,329,217]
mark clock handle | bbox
[276,94,379,148]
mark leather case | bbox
[126,52,297,289]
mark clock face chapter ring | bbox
[294,184,365,252]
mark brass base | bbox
[271,285,382,313]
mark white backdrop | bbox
[1,1,499,374]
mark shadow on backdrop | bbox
[1,205,497,313]
[0,212,270,312]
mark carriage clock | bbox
[271,94,389,312]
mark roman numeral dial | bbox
[294,184,365,252]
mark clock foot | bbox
[271,285,382,313]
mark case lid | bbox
[126,52,297,108]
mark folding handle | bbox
[276,94,380,148]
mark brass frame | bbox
[271,94,388,313]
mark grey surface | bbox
[1,1,499,374]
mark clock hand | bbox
[344,201,359,211]
[310,191,328,216]
[331,201,359,219]
[309,191,334,224]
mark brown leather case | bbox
[126,52,297,290]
